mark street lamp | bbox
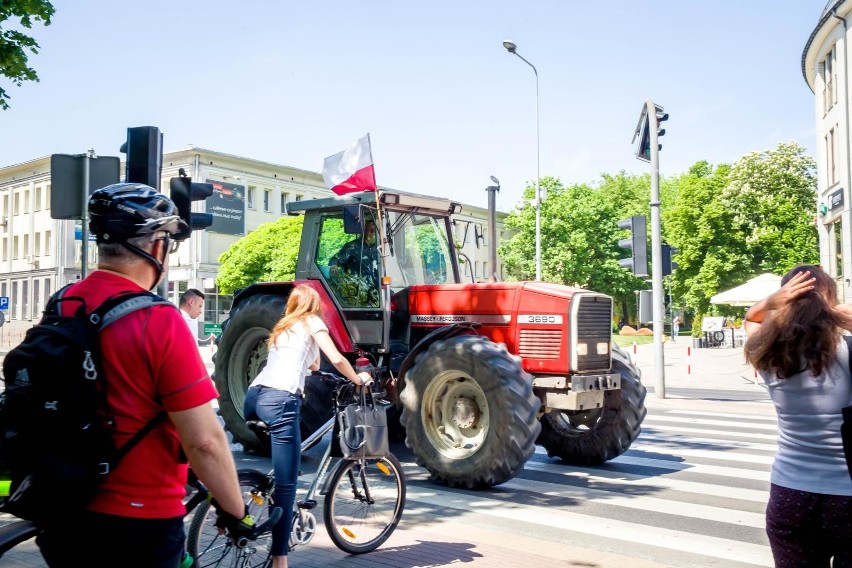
[502,39,541,281]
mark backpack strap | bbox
[85,291,176,468]
[90,291,175,331]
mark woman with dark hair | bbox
[743,265,852,566]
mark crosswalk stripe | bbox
[641,422,779,441]
[627,442,775,465]
[664,409,777,423]
[497,475,766,527]
[637,432,778,452]
[524,458,769,502]
[644,414,779,431]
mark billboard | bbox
[205,179,246,235]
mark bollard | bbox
[687,345,691,380]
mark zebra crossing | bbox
[400,402,778,568]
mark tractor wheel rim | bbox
[421,370,489,459]
[227,327,269,419]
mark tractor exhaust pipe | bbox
[486,176,500,282]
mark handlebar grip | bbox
[250,507,284,540]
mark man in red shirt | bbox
[35,184,250,567]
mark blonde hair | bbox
[267,284,322,347]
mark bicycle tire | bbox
[186,469,274,568]
[323,453,406,554]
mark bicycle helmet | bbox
[88,182,188,243]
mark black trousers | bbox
[766,483,852,567]
[36,511,185,568]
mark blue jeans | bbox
[244,385,301,557]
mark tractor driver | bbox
[329,218,380,287]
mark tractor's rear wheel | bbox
[399,336,541,489]
[536,344,646,464]
[214,292,334,454]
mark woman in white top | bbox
[244,284,371,568]
[743,265,852,567]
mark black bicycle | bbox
[186,371,406,567]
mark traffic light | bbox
[635,104,668,162]
[617,215,648,277]
[120,126,163,189]
[660,243,680,277]
[170,172,214,241]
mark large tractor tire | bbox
[536,343,646,465]
[399,336,541,489]
[213,293,334,454]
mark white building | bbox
[0,147,509,332]
[802,0,852,301]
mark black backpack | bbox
[0,285,172,525]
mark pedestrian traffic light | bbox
[617,215,648,277]
[120,126,163,189]
[170,170,214,241]
[660,243,680,277]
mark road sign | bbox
[203,323,223,336]
[0,296,9,310]
[50,154,120,219]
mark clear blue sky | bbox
[0,1,826,212]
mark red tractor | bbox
[214,190,646,489]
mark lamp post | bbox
[502,39,541,281]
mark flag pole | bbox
[367,133,387,275]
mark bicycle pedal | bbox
[297,499,317,510]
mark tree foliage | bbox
[216,216,303,294]
[0,0,54,110]
[664,143,817,320]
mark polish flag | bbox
[322,134,377,195]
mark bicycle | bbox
[186,371,406,567]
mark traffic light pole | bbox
[647,99,666,399]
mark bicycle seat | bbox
[246,419,270,436]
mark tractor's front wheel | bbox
[399,336,540,489]
[536,344,646,464]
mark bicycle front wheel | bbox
[187,469,274,568]
[323,453,406,554]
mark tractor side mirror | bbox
[343,205,363,234]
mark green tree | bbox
[723,141,818,272]
[663,143,817,324]
[216,216,303,294]
[1,0,54,110]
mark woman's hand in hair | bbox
[744,270,814,334]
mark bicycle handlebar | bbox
[231,506,284,547]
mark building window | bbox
[35,186,42,211]
[2,194,7,217]
[23,189,30,214]
[823,46,837,113]
[13,192,19,215]
[34,233,41,257]
[23,234,29,256]
[281,192,289,213]
[1,237,6,261]
[44,230,51,256]
[827,126,837,186]
[263,189,271,212]
[247,186,256,209]
[295,194,302,202]
[45,184,51,212]
[13,236,18,259]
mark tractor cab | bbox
[287,190,463,350]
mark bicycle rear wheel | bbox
[187,469,274,568]
[323,453,406,554]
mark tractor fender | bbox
[397,322,480,387]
